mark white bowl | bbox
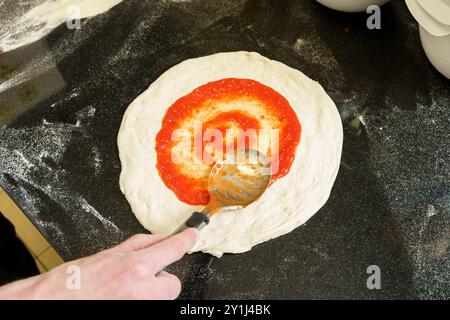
[316,0,391,13]
[419,27,450,79]
[406,0,450,79]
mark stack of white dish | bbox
[406,0,450,79]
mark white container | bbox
[316,0,390,13]
[406,0,450,79]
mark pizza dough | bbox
[118,51,343,257]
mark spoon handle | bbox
[172,212,210,235]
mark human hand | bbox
[0,228,197,300]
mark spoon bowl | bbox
[174,148,272,233]
[205,148,272,214]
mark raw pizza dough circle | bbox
[118,51,343,257]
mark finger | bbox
[154,271,182,300]
[112,234,169,253]
[139,228,198,272]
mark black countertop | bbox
[0,0,449,299]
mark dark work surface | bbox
[0,0,449,299]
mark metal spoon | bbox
[173,148,272,234]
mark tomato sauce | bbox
[156,78,301,205]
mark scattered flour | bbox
[0,0,124,53]
[0,105,120,238]
[293,36,340,71]
[426,204,437,218]
[81,199,119,232]
[92,146,103,175]
[364,74,450,299]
